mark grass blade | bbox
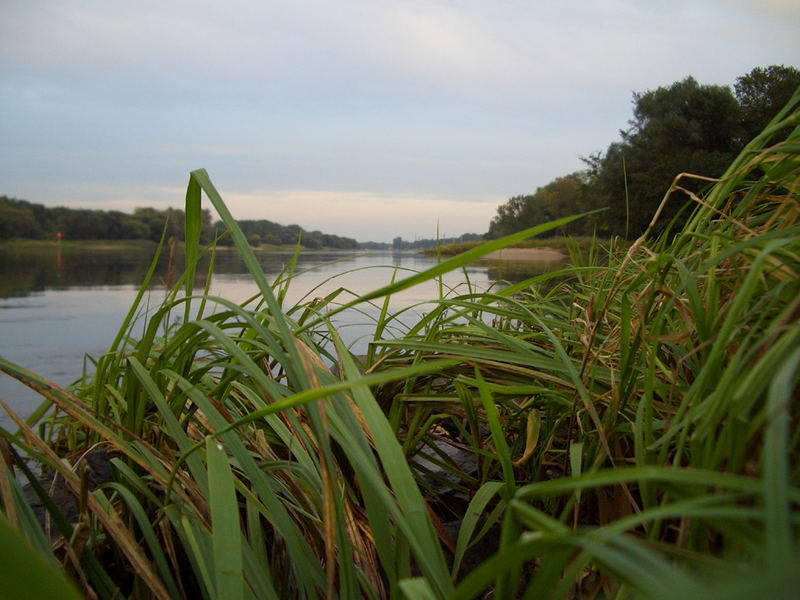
[207,437,244,600]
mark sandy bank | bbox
[481,247,568,262]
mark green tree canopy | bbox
[735,65,800,144]
[587,76,741,237]
[216,219,358,249]
[0,197,42,240]
[488,172,593,238]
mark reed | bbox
[0,89,798,599]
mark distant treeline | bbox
[225,220,358,249]
[0,200,212,243]
[488,65,800,240]
[360,233,484,251]
[0,199,358,249]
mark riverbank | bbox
[2,238,568,263]
[0,238,158,252]
[0,238,351,253]
[426,235,607,259]
[479,246,567,262]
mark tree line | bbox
[487,65,800,240]
[358,233,483,251]
[227,219,358,249]
[0,198,358,249]
[0,200,210,243]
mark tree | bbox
[197,208,214,244]
[121,218,151,240]
[263,233,282,246]
[0,197,42,239]
[488,196,528,239]
[587,76,741,238]
[303,231,323,249]
[133,207,171,242]
[58,209,112,240]
[735,65,800,145]
[488,173,594,238]
[280,225,302,245]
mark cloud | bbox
[7,0,777,107]
[4,1,792,125]
[718,0,800,20]
[2,0,798,247]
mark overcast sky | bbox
[1,1,798,242]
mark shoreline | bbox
[480,247,568,262]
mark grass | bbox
[0,89,798,599]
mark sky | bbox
[1,1,798,243]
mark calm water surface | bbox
[0,246,546,427]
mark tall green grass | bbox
[0,89,798,599]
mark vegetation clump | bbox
[0,90,798,599]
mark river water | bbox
[0,245,552,427]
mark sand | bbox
[481,247,567,262]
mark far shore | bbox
[1,239,574,262]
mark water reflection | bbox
[0,243,168,297]
[0,244,563,299]
[484,257,569,283]
[0,244,560,426]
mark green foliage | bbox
[0,198,358,249]
[388,234,485,251]
[0,196,43,239]
[735,64,800,143]
[132,207,195,242]
[304,230,323,249]
[262,233,282,246]
[0,197,215,243]
[0,514,84,600]
[576,76,742,239]
[223,218,358,249]
[488,172,595,239]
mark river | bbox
[0,244,556,427]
